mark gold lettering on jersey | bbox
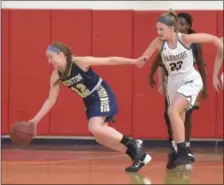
[71,84,91,98]
[62,74,91,98]
[63,74,83,86]
[97,86,110,112]
[162,51,187,62]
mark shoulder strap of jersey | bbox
[177,32,191,50]
[159,41,165,54]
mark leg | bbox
[92,122,128,153]
[88,116,151,172]
[165,97,178,167]
[168,94,188,144]
[167,93,191,167]
[88,117,127,153]
[166,97,187,169]
[185,109,193,143]
[184,109,195,162]
[166,72,202,168]
[164,98,173,142]
[165,77,178,153]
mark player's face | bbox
[46,51,66,67]
[156,22,173,40]
[178,17,189,33]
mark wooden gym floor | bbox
[1,144,223,184]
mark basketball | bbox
[10,121,35,146]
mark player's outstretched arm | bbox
[28,70,60,126]
[75,56,148,67]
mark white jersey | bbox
[161,32,194,76]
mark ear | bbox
[58,51,64,57]
[169,26,175,32]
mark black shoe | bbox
[173,150,192,168]
[125,152,151,172]
[126,139,144,161]
[186,147,195,163]
[166,151,178,169]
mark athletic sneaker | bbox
[125,152,152,172]
[187,147,195,163]
[126,139,144,161]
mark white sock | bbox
[172,140,177,152]
[186,142,190,147]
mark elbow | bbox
[214,37,223,48]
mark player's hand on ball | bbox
[136,56,148,68]
[27,119,37,135]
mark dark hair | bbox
[177,12,195,34]
[50,41,73,65]
[160,9,179,32]
[49,41,74,86]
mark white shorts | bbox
[165,68,203,110]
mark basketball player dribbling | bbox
[140,9,223,168]
[27,41,151,172]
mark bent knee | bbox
[88,117,107,136]
[88,122,108,136]
[88,124,100,136]
[168,105,179,116]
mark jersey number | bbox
[169,61,183,71]
[71,84,90,98]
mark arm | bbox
[157,66,165,95]
[149,53,162,87]
[213,41,223,92]
[158,66,165,88]
[29,70,60,125]
[142,37,160,59]
[184,33,223,92]
[213,37,223,79]
[194,43,208,99]
[184,33,223,58]
[75,56,147,67]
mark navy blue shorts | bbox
[83,81,118,123]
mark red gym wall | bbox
[1,9,223,139]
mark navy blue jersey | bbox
[58,60,118,122]
[58,60,100,98]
